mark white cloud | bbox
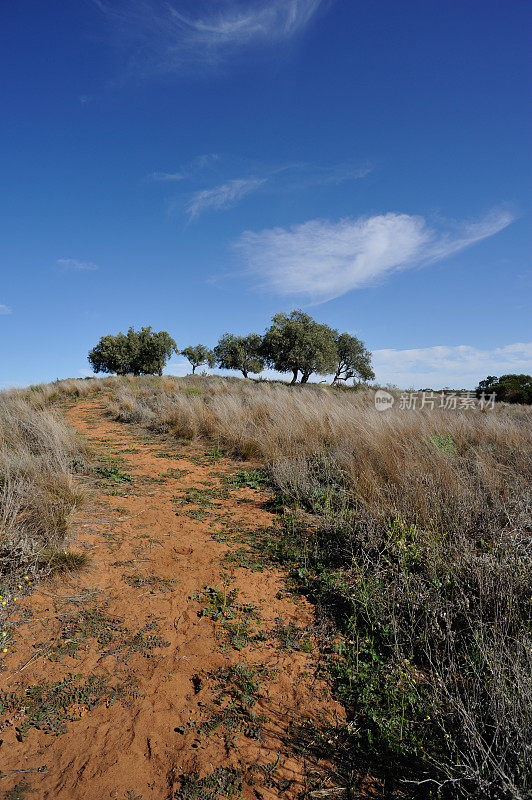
[154,155,372,219]
[0,304,12,315]
[372,342,532,389]
[236,209,514,302]
[271,160,373,189]
[150,171,185,182]
[149,155,220,184]
[93,0,326,75]
[195,153,220,168]
[167,0,324,45]
[57,258,99,271]
[186,178,266,220]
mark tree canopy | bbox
[261,310,338,383]
[214,333,265,379]
[333,332,375,384]
[88,327,177,376]
[476,374,532,404]
[180,344,215,374]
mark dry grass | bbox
[106,375,532,799]
[0,386,93,579]
[106,375,531,537]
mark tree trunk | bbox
[301,372,311,384]
[192,364,196,374]
[242,369,248,379]
[290,369,299,385]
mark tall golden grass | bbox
[107,375,531,539]
[0,382,95,578]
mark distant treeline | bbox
[88,310,375,385]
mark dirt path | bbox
[1,398,344,799]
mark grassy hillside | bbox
[1,375,530,798]
[105,375,531,799]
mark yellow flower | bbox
[2,648,7,653]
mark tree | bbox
[332,332,375,384]
[476,374,532,404]
[131,328,177,376]
[88,332,130,375]
[181,344,215,374]
[261,310,337,384]
[214,333,265,379]
[88,327,177,376]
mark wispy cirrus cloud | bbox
[186,177,267,220]
[151,153,372,219]
[92,0,328,76]
[273,160,373,190]
[150,171,185,182]
[0,304,12,315]
[372,342,532,389]
[149,153,220,183]
[236,208,514,302]
[57,258,99,271]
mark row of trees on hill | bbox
[88,310,375,384]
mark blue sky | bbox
[1,0,530,388]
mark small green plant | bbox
[197,664,271,743]
[186,508,210,520]
[161,467,190,480]
[0,674,140,736]
[429,433,457,455]
[195,584,261,649]
[175,767,242,799]
[226,470,268,490]
[96,457,133,483]
[271,620,313,652]
[46,603,170,663]
[3,781,32,800]
[221,547,264,572]
[101,531,123,551]
[173,486,230,508]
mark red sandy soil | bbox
[0,398,345,799]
